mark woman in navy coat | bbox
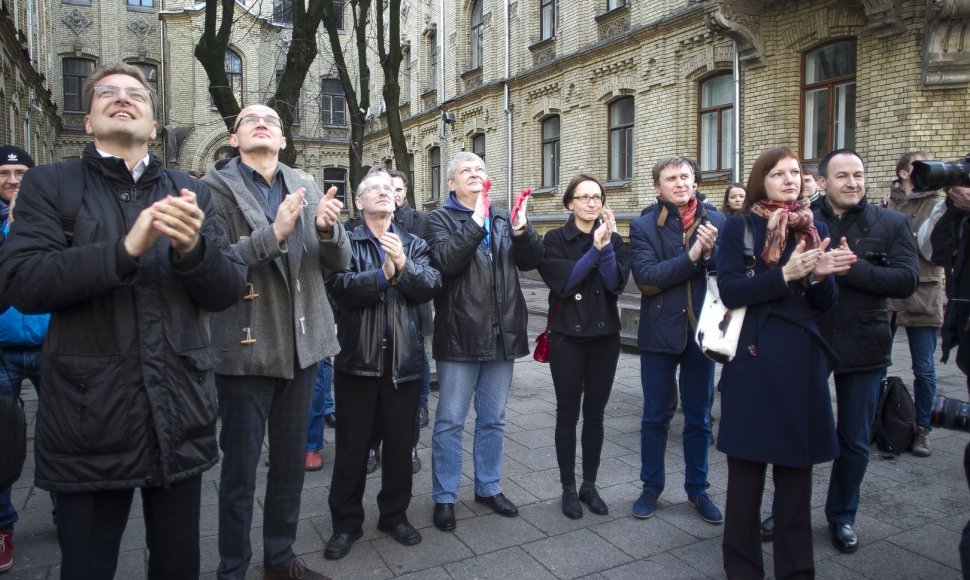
[715,147,856,580]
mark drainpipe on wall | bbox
[438,0,446,161]
[503,0,511,208]
[732,41,741,183]
[159,0,167,162]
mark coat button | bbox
[598,322,605,328]
[574,293,583,301]
[574,325,582,332]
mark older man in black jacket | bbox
[424,152,544,532]
[323,169,441,559]
[811,149,919,554]
[0,63,244,580]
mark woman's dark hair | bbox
[562,173,606,208]
[720,182,746,214]
[743,147,800,211]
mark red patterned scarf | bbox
[679,195,699,231]
[750,198,820,267]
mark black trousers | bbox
[329,349,421,533]
[56,473,202,580]
[548,333,620,487]
[723,457,814,580]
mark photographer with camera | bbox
[926,160,970,576]
[812,149,919,554]
[886,151,945,458]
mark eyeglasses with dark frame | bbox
[573,194,603,205]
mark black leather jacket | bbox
[813,197,919,373]
[326,222,441,383]
[424,200,544,361]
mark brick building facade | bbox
[3,0,970,229]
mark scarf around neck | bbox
[751,198,820,267]
[678,195,699,231]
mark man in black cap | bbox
[0,146,34,231]
[0,144,35,575]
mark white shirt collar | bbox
[95,147,151,183]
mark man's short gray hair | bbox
[446,152,486,182]
[355,168,393,198]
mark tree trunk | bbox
[376,0,413,205]
[194,0,237,133]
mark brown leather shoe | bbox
[264,557,331,579]
[305,451,323,471]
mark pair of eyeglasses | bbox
[92,84,152,105]
[235,115,283,130]
[574,195,603,205]
[0,170,27,180]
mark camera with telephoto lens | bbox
[911,154,970,192]
[929,395,970,433]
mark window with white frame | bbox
[470,1,483,70]
[802,40,856,162]
[698,73,734,172]
[608,97,633,181]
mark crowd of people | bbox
[0,62,953,580]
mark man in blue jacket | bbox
[629,156,725,524]
[0,145,45,575]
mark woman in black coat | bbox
[715,148,856,580]
[538,174,631,520]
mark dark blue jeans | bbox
[306,358,333,452]
[0,348,41,531]
[418,351,431,410]
[891,324,938,427]
[216,363,317,580]
[639,339,715,498]
[825,369,883,525]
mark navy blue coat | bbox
[630,200,725,354]
[715,214,840,468]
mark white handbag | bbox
[695,215,754,364]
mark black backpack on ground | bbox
[871,376,917,456]
[0,395,27,490]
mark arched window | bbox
[62,57,94,112]
[542,116,560,188]
[212,49,243,109]
[608,97,634,181]
[698,73,734,172]
[470,1,483,70]
[802,40,856,161]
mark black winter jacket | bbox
[537,216,631,338]
[0,144,244,493]
[813,197,919,374]
[424,200,544,361]
[931,204,970,374]
[327,222,441,382]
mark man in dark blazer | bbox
[203,104,351,580]
[812,149,919,554]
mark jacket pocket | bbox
[829,309,890,369]
[47,354,132,454]
[168,334,219,442]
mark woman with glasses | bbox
[537,174,630,520]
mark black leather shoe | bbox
[377,521,422,546]
[561,487,582,520]
[323,529,363,560]
[760,515,774,542]
[578,484,609,516]
[829,522,859,553]
[324,413,337,428]
[474,493,519,517]
[433,502,456,531]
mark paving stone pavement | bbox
[5,276,970,579]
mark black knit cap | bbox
[0,146,35,168]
